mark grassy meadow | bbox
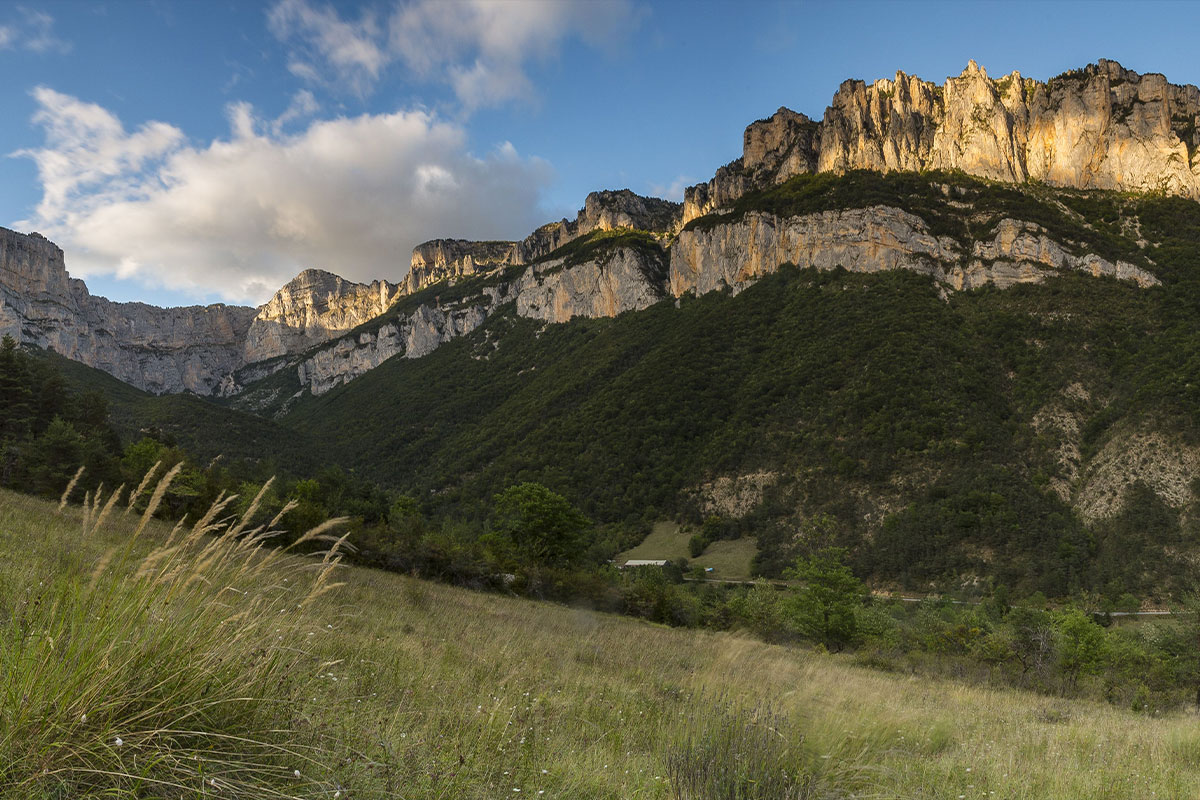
[617,522,757,580]
[3,485,1200,799]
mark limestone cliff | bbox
[668,208,1158,298]
[517,190,681,262]
[295,291,505,396]
[685,59,1200,222]
[684,108,820,224]
[515,246,668,323]
[406,240,519,294]
[407,189,682,290]
[6,58,1197,402]
[283,240,669,398]
[0,226,256,395]
[244,268,401,363]
[0,226,402,395]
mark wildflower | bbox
[114,737,123,747]
[294,770,301,778]
[80,714,86,723]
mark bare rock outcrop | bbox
[515,247,668,323]
[0,226,256,395]
[408,189,682,290]
[244,268,401,363]
[294,290,506,396]
[291,242,669,396]
[406,240,519,294]
[684,108,819,224]
[1075,430,1200,522]
[685,60,1200,220]
[519,190,680,262]
[668,208,1158,297]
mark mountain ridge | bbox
[1,59,1198,399]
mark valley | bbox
[5,49,1200,798]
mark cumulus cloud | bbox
[270,0,642,109]
[16,88,554,305]
[0,8,71,54]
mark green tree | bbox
[728,581,787,641]
[0,335,32,442]
[25,417,83,496]
[492,482,590,566]
[784,547,865,651]
[1055,608,1109,691]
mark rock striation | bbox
[669,208,1158,297]
[406,240,519,294]
[0,226,401,395]
[684,59,1200,222]
[244,268,400,363]
[285,240,671,398]
[0,226,256,395]
[295,289,507,396]
[514,247,668,324]
[407,190,682,291]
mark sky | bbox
[0,0,1197,308]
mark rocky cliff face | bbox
[288,241,670,397]
[684,108,820,224]
[685,59,1200,221]
[295,290,506,396]
[6,59,1195,402]
[515,247,668,323]
[669,208,1158,297]
[0,226,257,395]
[406,240,519,294]
[0,226,406,395]
[407,190,682,291]
[244,268,400,363]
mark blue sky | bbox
[0,0,1197,307]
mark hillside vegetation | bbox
[22,171,1200,606]
[4,487,1200,799]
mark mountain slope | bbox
[276,171,1200,597]
[36,348,319,469]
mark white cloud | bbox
[15,88,554,305]
[270,0,642,109]
[271,89,320,135]
[20,8,70,54]
[0,8,71,54]
[268,0,388,96]
[648,175,694,203]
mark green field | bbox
[617,521,692,562]
[5,485,1198,797]
[691,536,758,579]
[617,522,758,580]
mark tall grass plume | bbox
[0,465,351,798]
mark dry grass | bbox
[3,485,1200,798]
[1,474,351,798]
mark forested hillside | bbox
[271,172,1200,599]
[13,170,1200,604]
